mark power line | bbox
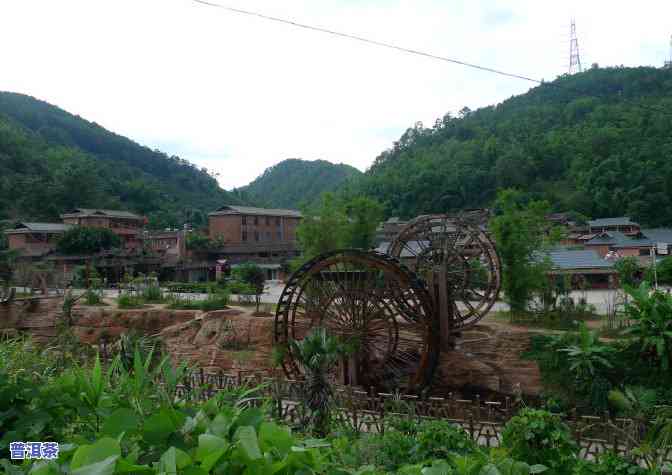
[191,0,541,84]
[190,0,672,118]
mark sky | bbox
[1,0,671,190]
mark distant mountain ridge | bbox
[236,158,362,209]
[0,92,244,228]
[345,66,672,226]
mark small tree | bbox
[615,256,640,288]
[185,232,212,251]
[651,256,672,285]
[57,227,121,255]
[343,196,384,250]
[296,193,385,264]
[490,189,558,317]
[624,282,672,371]
[289,327,344,436]
[296,193,349,261]
[233,262,266,312]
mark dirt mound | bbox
[434,322,542,397]
[160,307,276,374]
[73,308,198,344]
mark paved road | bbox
[18,284,671,315]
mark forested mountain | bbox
[236,159,362,209]
[0,92,243,228]
[346,66,672,226]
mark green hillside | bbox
[237,158,362,209]
[0,92,243,228]
[347,66,672,225]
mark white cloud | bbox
[1,0,670,189]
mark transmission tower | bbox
[665,35,672,69]
[569,19,582,74]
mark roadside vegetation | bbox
[3,329,669,474]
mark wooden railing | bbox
[167,369,671,465]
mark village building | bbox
[180,205,304,282]
[143,229,186,264]
[544,249,617,289]
[374,217,408,246]
[583,230,652,258]
[5,222,73,258]
[60,208,145,249]
[587,216,641,235]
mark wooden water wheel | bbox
[274,249,439,391]
[388,213,501,337]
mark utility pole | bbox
[651,245,658,290]
[569,19,583,74]
[665,35,672,69]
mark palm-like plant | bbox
[557,322,614,381]
[289,327,344,436]
[624,283,672,371]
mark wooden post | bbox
[429,267,454,351]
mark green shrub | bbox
[226,279,256,295]
[167,291,229,311]
[200,291,230,311]
[374,430,417,471]
[502,408,577,474]
[624,283,672,371]
[165,282,216,293]
[572,451,648,475]
[413,419,476,460]
[117,292,145,309]
[360,418,476,471]
[166,294,202,310]
[141,284,164,303]
[84,288,103,305]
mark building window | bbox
[242,231,248,241]
[254,216,259,225]
[639,248,650,256]
[276,217,281,226]
[266,216,270,225]
[276,231,282,240]
[266,231,271,240]
[254,231,260,241]
[242,216,247,225]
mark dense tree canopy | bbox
[296,193,383,262]
[235,159,362,209]
[490,189,556,315]
[0,92,244,228]
[56,227,122,255]
[343,67,672,226]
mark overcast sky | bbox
[1,1,671,189]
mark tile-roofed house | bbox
[374,217,408,246]
[543,248,617,289]
[588,217,640,235]
[546,249,614,270]
[4,222,73,257]
[208,205,302,218]
[60,208,144,250]
[638,228,672,256]
[8,222,72,233]
[60,208,143,220]
[584,231,652,258]
[206,205,303,282]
